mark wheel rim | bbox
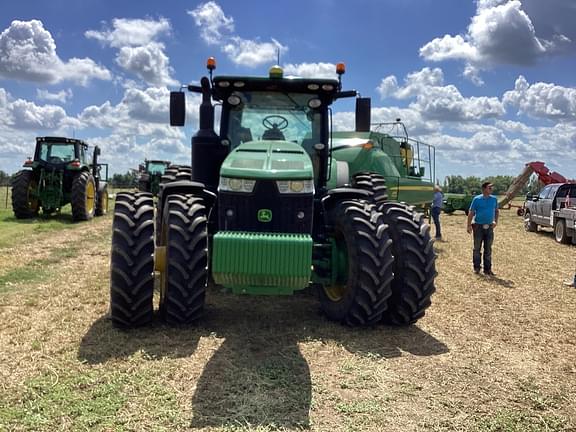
[27,179,39,211]
[86,180,95,213]
[102,191,109,214]
[323,237,349,302]
[555,222,564,241]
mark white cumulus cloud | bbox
[116,42,177,86]
[283,63,338,79]
[503,75,576,120]
[376,67,504,122]
[36,89,73,104]
[188,2,287,67]
[188,1,234,45]
[85,17,171,48]
[420,1,574,83]
[86,18,176,87]
[0,20,111,85]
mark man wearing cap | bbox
[467,182,499,276]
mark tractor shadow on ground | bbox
[78,290,449,429]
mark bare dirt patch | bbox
[0,208,575,431]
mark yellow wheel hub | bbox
[324,284,348,302]
[27,180,39,211]
[86,181,95,213]
[101,190,109,214]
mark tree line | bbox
[442,174,541,196]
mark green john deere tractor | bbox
[11,136,108,221]
[137,159,172,196]
[109,60,436,328]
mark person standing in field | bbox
[431,185,443,240]
[467,182,499,276]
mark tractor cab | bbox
[29,137,88,169]
[145,160,171,175]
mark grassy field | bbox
[0,205,575,431]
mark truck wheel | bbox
[71,171,96,221]
[11,170,40,219]
[379,202,436,325]
[554,219,569,244]
[524,211,537,232]
[95,184,109,216]
[351,172,388,204]
[158,194,208,325]
[318,200,394,326]
[110,192,155,328]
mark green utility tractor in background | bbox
[11,136,109,221]
[331,118,435,212]
[110,59,436,329]
[137,160,193,196]
[137,160,172,196]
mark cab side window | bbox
[538,186,550,199]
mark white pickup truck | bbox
[523,182,576,244]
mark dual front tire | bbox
[110,192,208,328]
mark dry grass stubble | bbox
[0,207,575,431]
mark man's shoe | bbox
[484,270,496,276]
[474,268,481,274]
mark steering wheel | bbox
[262,115,288,131]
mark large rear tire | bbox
[11,170,40,219]
[351,172,388,204]
[71,171,96,221]
[110,192,155,328]
[318,200,394,326]
[379,202,436,325]
[158,194,208,325]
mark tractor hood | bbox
[220,141,313,180]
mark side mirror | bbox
[170,92,185,126]
[94,146,101,156]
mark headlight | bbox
[219,177,256,193]
[276,180,314,194]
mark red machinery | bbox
[499,161,574,214]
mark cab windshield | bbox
[147,162,168,174]
[226,91,322,155]
[38,143,76,164]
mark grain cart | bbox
[331,118,436,211]
[137,159,172,196]
[110,59,436,328]
[11,137,108,221]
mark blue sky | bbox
[0,0,575,182]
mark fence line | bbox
[0,183,137,209]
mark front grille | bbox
[218,180,313,233]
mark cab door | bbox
[539,185,559,226]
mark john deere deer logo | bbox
[257,209,272,223]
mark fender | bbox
[159,180,216,211]
[321,187,372,213]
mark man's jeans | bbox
[473,224,494,272]
[431,207,442,238]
